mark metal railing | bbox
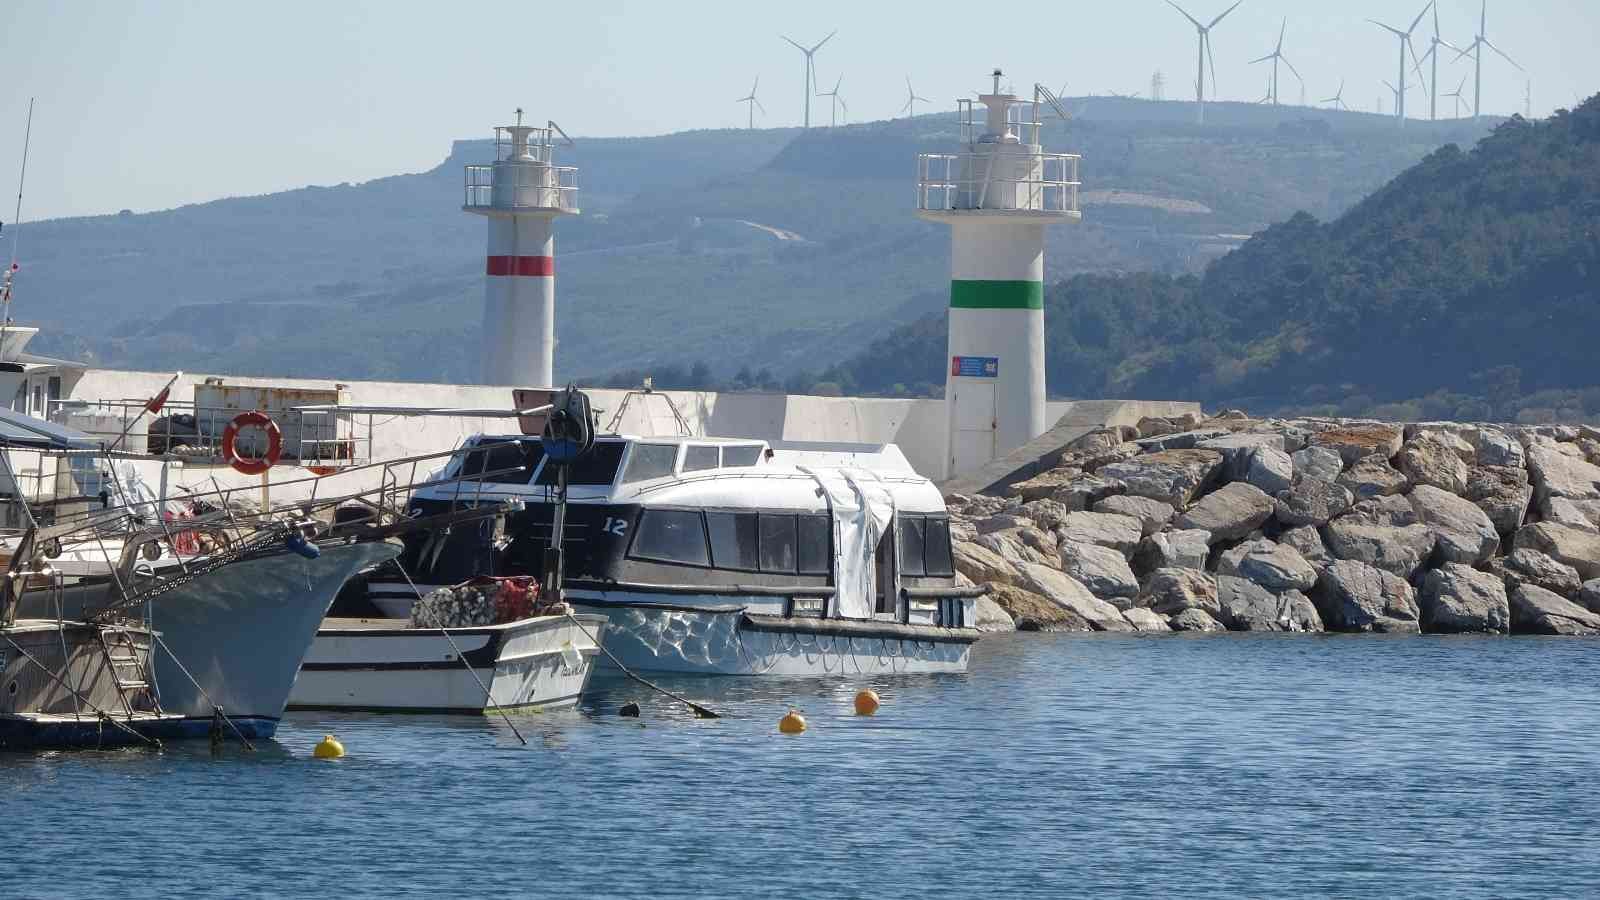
[916,151,1081,214]
[463,163,579,211]
[46,399,371,466]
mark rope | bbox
[151,632,255,751]
[561,611,722,719]
[1,631,160,748]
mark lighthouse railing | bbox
[463,164,579,211]
[916,152,1080,214]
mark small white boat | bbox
[289,611,607,713]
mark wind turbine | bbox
[1255,74,1272,105]
[900,76,931,119]
[1248,18,1303,106]
[781,31,836,128]
[1368,3,1432,127]
[1444,74,1468,118]
[1415,2,1462,120]
[1321,79,1349,111]
[1453,0,1520,120]
[736,77,765,130]
[1164,0,1244,124]
[817,75,845,127]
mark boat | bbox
[363,427,985,677]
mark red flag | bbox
[145,385,171,414]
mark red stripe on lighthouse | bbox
[486,255,554,276]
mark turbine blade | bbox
[1484,39,1522,71]
[1207,34,1217,92]
[1207,0,1243,30]
[1452,40,1478,63]
[756,99,766,114]
[1407,36,1426,81]
[1248,53,1274,65]
[1407,2,1431,36]
[1281,56,1303,83]
[1278,18,1286,50]
[833,75,842,92]
[1436,38,1462,54]
[1369,20,1405,38]
[781,35,806,52]
[811,30,837,53]
[1164,0,1203,30]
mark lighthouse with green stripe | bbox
[917,70,1080,478]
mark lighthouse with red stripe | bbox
[463,111,579,387]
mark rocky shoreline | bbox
[956,412,1600,636]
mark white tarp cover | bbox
[804,467,897,620]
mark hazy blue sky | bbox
[4,0,1597,220]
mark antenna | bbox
[547,120,574,147]
[2,97,35,343]
[1035,83,1072,124]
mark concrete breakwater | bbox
[955,412,1600,636]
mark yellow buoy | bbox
[778,710,807,734]
[312,734,345,759]
[854,689,881,716]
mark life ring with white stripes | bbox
[222,411,282,475]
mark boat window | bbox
[797,515,831,575]
[722,445,763,468]
[536,440,625,486]
[924,517,954,576]
[758,513,798,574]
[622,443,680,483]
[630,509,709,566]
[706,511,760,570]
[459,440,543,485]
[897,516,928,576]
[683,445,719,472]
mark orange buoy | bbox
[778,710,807,734]
[854,689,881,716]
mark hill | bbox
[823,95,1600,424]
[15,99,1495,383]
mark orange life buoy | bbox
[221,411,282,475]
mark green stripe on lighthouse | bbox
[949,280,1044,310]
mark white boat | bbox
[365,431,985,677]
[289,610,607,713]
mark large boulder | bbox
[1174,482,1275,543]
[1313,559,1422,633]
[1197,433,1287,479]
[952,541,1018,588]
[975,513,1034,535]
[975,531,1053,567]
[1544,497,1600,533]
[1122,607,1172,633]
[1513,522,1600,580]
[1274,477,1355,527]
[1463,465,1534,534]
[1279,590,1326,632]
[1098,449,1225,507]
[1420,563,1510,634]
[1337,457,1410,500]
[1017,498,1073,531]
[1396,433,1470,494]
[1168,608,1227,632]
[987,583,1093,632]
[1133,429,1230,453]
[1278,525,1333,570]
[1092,495,1175,536]
[1509,584,1600,635]
[1215,576,1287,631]
[1578,579,1600,614]
[1015,563,1134,632]
[1527,441,1600,511]
[1474,427,1526,469]
[1048,474,1127,511]
[1312,424,1404,466]
[1009,467,1085,502]
[1133,529,1212,573]
[1244,446,1294,495]
[1137,567,1220,616]
[1408,484,1500,565]
[1486,548,1583,597]
[973,595,1017,633]
[1320,496,1436,578]
[1058,511,1143,558]
[1291,445,1345,482]
[1059,541,1140,604]
[1217,539,1318,593]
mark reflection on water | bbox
[7,634,1600,898]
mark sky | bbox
[3,0,1598,221]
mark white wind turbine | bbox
[900,76,931,119]
[781,31,836,128]
[736,77,766,130]
[817,75,845,127]
[1321,79,1350,111]
[1248,18,1303,106]
[1415,2,1463,121]
[1444,74,1469,118]
[1369,3,1431,127]
[1453,0,1521,121]
[1164,0,1244,125]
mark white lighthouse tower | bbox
[463,112,579,387]
[917,70,1080,478]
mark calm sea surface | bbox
[7,633,1600,898]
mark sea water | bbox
[7,633,1600,898]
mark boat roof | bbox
[0,407,101,450]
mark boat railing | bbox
[46,398,375,467]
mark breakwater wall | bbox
[957,412,1600,635]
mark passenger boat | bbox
[362,432,985,676]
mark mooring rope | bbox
[560,611,722,719]
[151,632,255,751]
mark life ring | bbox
[221,411,282,475]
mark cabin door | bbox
[873,528,897,617]
[950,382,997,477]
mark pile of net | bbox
[409,576,564,628]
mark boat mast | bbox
[2,98,35,356]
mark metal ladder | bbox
[98,625,161,718]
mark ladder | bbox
[98,625,161,718]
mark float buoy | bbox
[312,734,345,759]
[778,710,807,734]
[221,411,282,475]
[854,690,881,716]
[619,702,641,718]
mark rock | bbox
[1098,449,1225,507]
[1010,467,1085,502]
[987,583,1093,632]
[1048,474,1127,511]
[1168,608,1227,632]
[975,531,1052,567]
[1545,497,1600,533]
[1137,567,1220,616]
[1059,542,1140,604]
[1132,429,1231,453]
[1279,525,1332,570]
[1135,416,1180,439]
[1122,607,1172,633]
[952,541,1018,588]
[1244,446,1294,495]
[1197,432,1288,478]
[1279,590,1325,632]
[1291,445,1345,482]
[1274,477,1354,527]
[975,513,1034,535]
[1174,482,1275,543]
[1217,539,1318,593]
[1408,484,1500,565]
[973,595,1017,633]
[1313,560,1422,633]
[1578,579,1600,614]
[1214,576,1309,631]
[1312,424,1404,466]
[1420,564,1510,634]
[1067,429,1125,455]
[1487,548,1583,596]
[1320,499,1435,579]
[1474,427,1526,469]
[1513,522,1600,580]
[1015,563,1134,632]
[1336,457,1410,500]
[1463,465,1533,534]
[1058,511,1143,558]
[1134,529,1212,573]
[1091,494,1175,537]
[1018,498,1073,531]
[1419,429,1477,464]
[1509,584,1600,635]
[1396,433,1470,494]
[1526,442,1600,511]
